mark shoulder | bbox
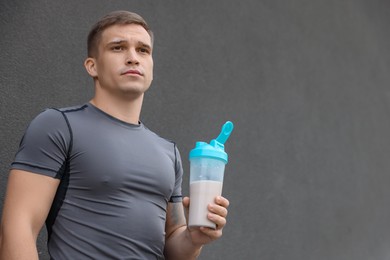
[31,104,88,125]
[29,108,68,130]
[32,104,86,119]
[25,104,88,138]
[55,104,89,113]
[142,123,177,148]
[141,124,183,168]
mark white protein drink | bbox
[188,180,223,229]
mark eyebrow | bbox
[106,39,126,47]
[108,39,126,44]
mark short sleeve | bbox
[11,109,71,178]
[169,144,183,203]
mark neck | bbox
[90,93,144,125]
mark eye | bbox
[112,45,124,51]
[138,47,151,54]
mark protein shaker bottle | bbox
[188,121,234,229]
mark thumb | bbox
[182,196,190,209]
[182,196,190,221]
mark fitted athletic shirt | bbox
[11,103,183,259]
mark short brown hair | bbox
[87,10,154,57]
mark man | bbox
[0,11,229,259]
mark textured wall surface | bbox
[1,1,390,259]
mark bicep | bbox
[165,202,187,239]
[1,169,60,237]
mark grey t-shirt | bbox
[12,103,183,259]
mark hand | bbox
[182,196,230,246]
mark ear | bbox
[84,57,98,78]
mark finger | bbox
[208,203,228,218]
[199,226,223,240]
[215,196,230,208]
[208,212,227,229]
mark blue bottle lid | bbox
[189,121,234,163]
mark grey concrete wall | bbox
[1,0,390,259]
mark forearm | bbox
[164,226,203,260]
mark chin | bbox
[119,88,148,98]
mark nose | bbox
[126,49,139,65]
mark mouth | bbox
[122,69,143,76]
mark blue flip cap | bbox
[189,121,234,163]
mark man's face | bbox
[90,24,154,99]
